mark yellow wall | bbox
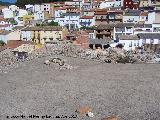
[31,28,68,44]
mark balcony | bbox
[80,22,92,26]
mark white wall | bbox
[119,40,141,50]
[34,4,51,14]
[123,16,140,23]
[79,17,95,27]
[9,5,19,12]
[55,10,66,18]
[147,12,156,24]
[21,31,32,41]
[100,1,115,8]
[2,8,14,18]
[18,9,28,17]
[34,11,44,20]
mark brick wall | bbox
[74,31,89,49]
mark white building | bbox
[18,9,28,17]
[2,8,14,18]
[82,2,93,10]
[138,33,160,45]
[55,13,80,30]
[152,23,160,32]
[114,23,134,40]
[99,0,115,8]
[9,5,19,12]
[139,12,148,23]
[123,10,141,23]
[133,24,153,35]
[54,8,66,18]
[65,0,82,7]
[99,0,123,8]
[114,0,123,7]
[123,14,140,23]
[0,30,21,43]
[25,4,34,12]
[34,11,45,21]
[118,35,141,51]
[147,11,160,24]
[79,16,95,27]
[21,30,32,41]
[34,3,51,14]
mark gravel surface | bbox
[0,56,160,120]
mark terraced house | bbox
[21,26,68,44]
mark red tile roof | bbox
[140,12,148,16]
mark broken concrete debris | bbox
[87,111,94,117]
[0,42,160,73]
[44,57,74,70]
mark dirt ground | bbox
[0,56,160,120]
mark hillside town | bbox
[0,0,160,64]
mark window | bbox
[151,39,154,44]
[129,42,132,47]
[142,39,146,44]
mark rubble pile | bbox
[44,43,135,63]
[0,42,159,73]
[0,50,20,73]
[44,42,160,64]
[44,57,75,70]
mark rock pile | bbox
[0,41,159,73]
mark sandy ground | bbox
[0,56,160,120]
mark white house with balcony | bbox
[99,0,123,8]
[79,16,95,27]
[99,0,115,8]
[113,23,134,40]
[34,3,51,14]
[55,13,80,30]
[123,10,141,23]
[133,24,153,35]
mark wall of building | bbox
[119,39,141,50]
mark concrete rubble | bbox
[0,42,160,73]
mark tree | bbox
[116,43,124,49]
[48,21,59,26]
[0,40,6,46]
